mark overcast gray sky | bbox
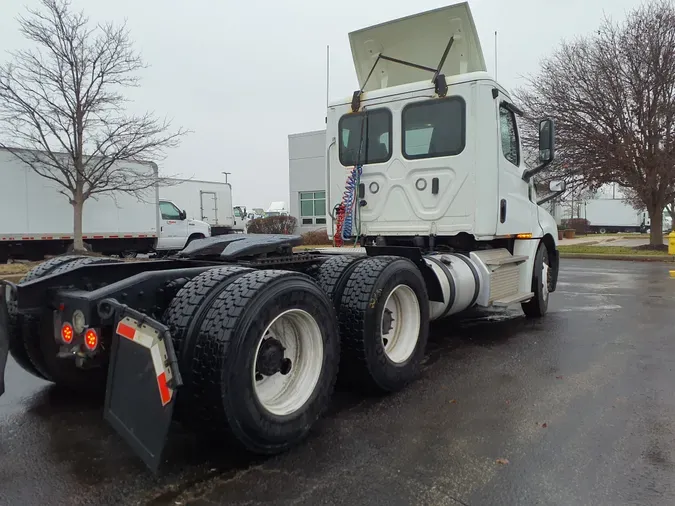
[1,0,643,208]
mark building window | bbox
[300,191,326,225]
[339,108,392,166]
[499,104,520,166]
[402,97,465,160]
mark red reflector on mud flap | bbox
[115,317,174,405]
[116,321,137,341]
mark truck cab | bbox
[156,199,211,251]
[233,205,248,232]
[326,2,562,315]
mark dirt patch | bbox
[633,244,668,252]
[0,262,35,276]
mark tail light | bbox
[61,323,74,344]
[84,329,99,351]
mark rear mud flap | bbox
[0,283,12,398]
[99,299,183,473]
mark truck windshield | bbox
[339,109,392,166]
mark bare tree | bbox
[514,1,675,246]
[0,0,187,251]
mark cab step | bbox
[492,292,534,307]
[477,249,528,267]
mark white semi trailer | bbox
[0,148,211,261]
[1,3,565,471]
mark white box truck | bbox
[160,179,247,235]
[1,3,566,472]
[583,198,649,233]
[0,148,211,261]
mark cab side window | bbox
[159,201,181,220]
[499,105,520,167]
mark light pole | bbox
[221,171,231,184]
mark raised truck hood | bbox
[349,2,486,93]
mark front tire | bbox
[338,256,430,394]
[521,243,551,318]
[189,270,340,454]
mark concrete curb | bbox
[560,253,675,263]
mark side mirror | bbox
[537,179,567,206]
[538,118,555,164]
[179,210,187,220]
[549,180,566,193]
[523,118,556,182]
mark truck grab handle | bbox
[326,137,336,219]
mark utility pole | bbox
[221,171,231,184]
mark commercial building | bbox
[288,129,328,234]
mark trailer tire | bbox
[162,265,253,416]
[6,255,87,379]
[338,256,429,394]
[189,270,339,455]
[312,255,367,310]
[521,242,551,318]
[22,256,120,390]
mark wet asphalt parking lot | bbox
[1,259,674,506]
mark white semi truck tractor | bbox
[0,2,564,472]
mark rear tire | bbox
[189,270,339,454]
[162,265,253,416]
[521,243,551,318]
[22,256,120,390]
[6,255,87,379]
[338,256,429,393]
[311,255,367,310]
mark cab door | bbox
[495,102,540,236]
[157,200,188,250]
